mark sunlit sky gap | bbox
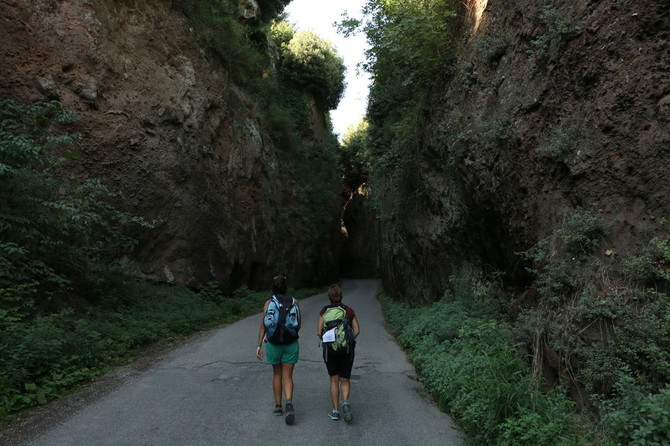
[284,0,370,140]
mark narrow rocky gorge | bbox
[2,0,669,403]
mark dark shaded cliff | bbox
[345,0,669,302]
[341,0,670,405]
[0,0,342,291]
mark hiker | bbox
[317,284,360,422]
[256,275,301,425]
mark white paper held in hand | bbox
[322,327,337,343]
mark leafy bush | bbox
[379,278,588,445]
[256,0,292,23]
[338,0,462,221]
[517,208,607,306]
[535,125,580,163]
[582,288,670,395]
[602,378,670,446]
[624,237,670,283]
[290,138,342,239]
[557,207,608,258]
[174,9,345,245]
[0,100,148,314]
[0,276,278,418]
[337,119,370,193]
[279,30,346,110]
[269,19,295,49]
[175,0,269,83]
[247,75,307,151]
[528,5,576,69]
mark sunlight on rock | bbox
[468,0,489,36]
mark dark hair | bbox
[328,284,342,303]
[272,275,287,295]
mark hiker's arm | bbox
[256,300,269,360]
[316,315,324,339]
[352,315,360,338]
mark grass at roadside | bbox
[377,277,590,446]
[0,273,320,424]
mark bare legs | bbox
[329,375,351,411]
[272,363,295,405]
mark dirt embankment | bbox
[0,0,339,290]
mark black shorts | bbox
[323,347,355,379]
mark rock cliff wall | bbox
[0,0,339,290]
[346,0,669,302]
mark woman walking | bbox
[317,284,360,423]
[256,275,301,425]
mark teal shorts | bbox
[266,340,299,365]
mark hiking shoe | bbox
[328,410,340,421]
[342,402,353,423]
[273,404,283,416]
[285,402,295,425]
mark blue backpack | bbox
[264,294,300,344]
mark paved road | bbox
[25,279,463,446]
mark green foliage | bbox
[351,0,460,91]
[279,30,346,110]
[0,100,149,314]
[582,289,670,395]
[338,0,462,220]
[528,5,576,69]
[175,0,268,83]
[248,76,307,151]
[518,208,607,305]
[0,275,310,418]
[337,119,370,193]
[516,220,670,443]
[557,207,608,259]
[256,0,292,23]
[175,7,344,245]
[379,278,588,445]
[602,378,670,446]
[574,287,670,444]
[624,237,670,283]
[535,125,580,163]
[291,138,342,239]
[176,4,345,155]
[269,18,295,48]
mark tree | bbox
[338,119,370,193]
[337,0,463,207]
[257,0,292,23]
[0,100,148,314]
[279,30,346,110]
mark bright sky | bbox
[284,0,370,140]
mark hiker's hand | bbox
[256,345,263,360]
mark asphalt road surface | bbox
[23,279,464,446]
